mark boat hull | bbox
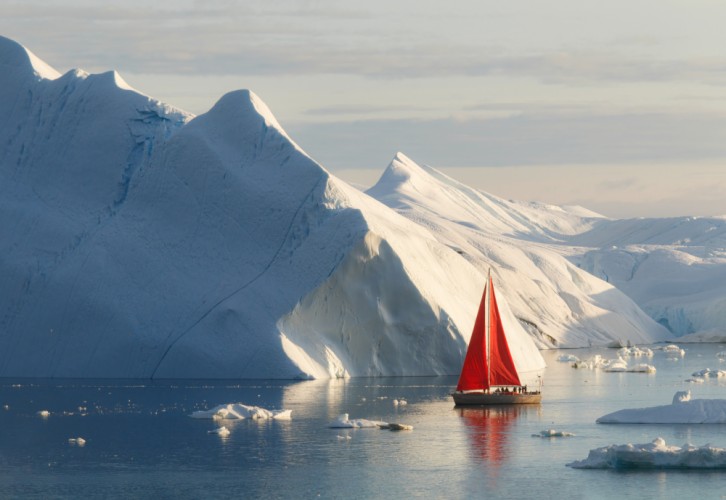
[452,392,541,406]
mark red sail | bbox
[488,278,521,387]
[455,282,489,392]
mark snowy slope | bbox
[571,217,726,336]
[0,36,545,378]
[367,153,673,347]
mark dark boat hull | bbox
[452,391,541,406]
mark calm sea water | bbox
[2,344,726,499]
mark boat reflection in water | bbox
[457,406,523,471]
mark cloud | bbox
[6,1,726,86]
[285,110,726,170]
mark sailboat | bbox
[452,272,541,406]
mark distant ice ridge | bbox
[567,437,726,469]
[597,391,726,424]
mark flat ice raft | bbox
[567,437,726,469]
[190,403,291,420]
[597,391,726,424]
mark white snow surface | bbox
[567,437,726,469]
[190,404,291,420]
[597,391,726,423]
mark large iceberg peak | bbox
[0,36,60,83]
[205,89,292,142]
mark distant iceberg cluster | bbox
[567,437,726,469]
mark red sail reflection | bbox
[457,406,521,469]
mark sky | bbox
[2,0,726,218]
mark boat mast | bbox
[486,268,491,392]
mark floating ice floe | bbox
[686,377,705,384]
[572,354,655,373]
[692,368,726,378]
[329,414,387,428]
[572,355,609,369]
[659,344,686,357]
[567,437,726,469]
[208,426,231,437]
[597,390,726,424]
[392,399,407,407]
[190,403,291,420]
[532,429,575,438]
[68,437,86,446]
[557,354,580,363]
[379,423,414,431]
[618,346,653,358]
[37,410,50,418]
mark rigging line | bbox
[149,175,326,378]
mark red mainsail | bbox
[456,275,521,392]
[488,279,521,387]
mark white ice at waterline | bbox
[567,437,726,469]
[68,437,86,446]
[190,404,291,420]
[572,355,655,373]
[557,354,580,362]
[37,410,50,418]
[692,368,726,378]
[329,414,387,428]
[208,426,231,437]
[597,391,726,424]
[532,429,575,438]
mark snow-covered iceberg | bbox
[367,154,672,348]
[0,36,682,379]
[190,404,291,420]
[567,437,726,469]
[0,36,548,379]
[597,391,726,424]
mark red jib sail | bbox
[456,276,521,392]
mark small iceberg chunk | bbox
[618,346,653,358]
[379,422,414,431]
[692,368,726,378]
[68,437,86,446]
[532,429,575,438]
[567,437,726,469]
[190,403,291,420]
[37,410,50,418]
[329,413,387,428]
[558,354,580,363]
[597,391,726,424]
[208,426,231,437]
[660,344,686,357]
